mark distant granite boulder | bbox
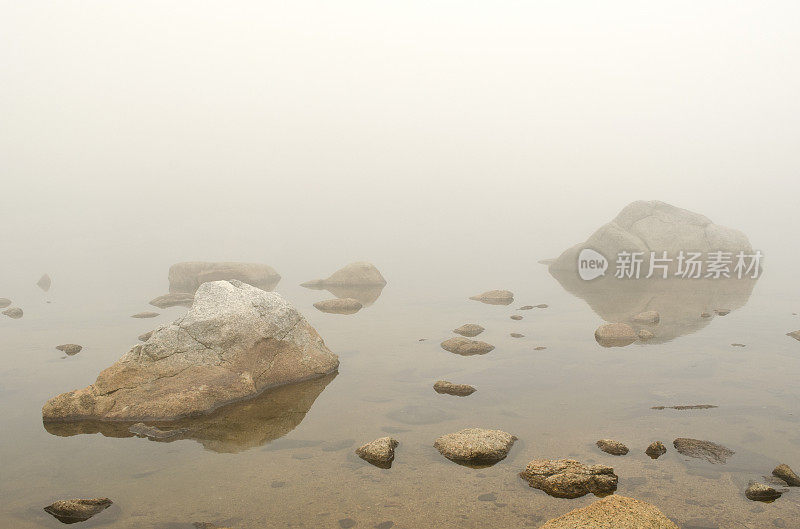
[37,273,52,292]
[302,261,387,288]
[168,262,281,293]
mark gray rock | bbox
[745,482,782,502]
[538,495,678,529]
[313,298,362,314]
[301,261,387,287]
[131,311,159,319]
[56,344,82,356]
[772,463,800,486]
[596,439,629,455]
[42,280,339,422]
[0,298,11,308]
[433,380,476,396]
[150,292,195,308]
[453,324,485,337]
[633,311,660,324]
[138,330,154,342]
[787,330,800,341]
[37,273,52,292]
[434,428,516,464]
[519,459,618,498]
[2,307,23,319]
[44,498,112,523]
[714,309,730,316]
[355,437,398,467]
[469,290,514,305]
[510,315,523,320]
[440,337,494,356]
[673,438,734,464]
[594,323,636,347]
[510,332,524,338]
[169,261,281,294]
[646,441,667,459]
[519,305,534,310]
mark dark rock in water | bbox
[433,380,476,396]
[440,337,494,356]
[652,404,717,410]
[149,292,194,308]
[594,323,636,347]
[338,519,357,529]
[519,305,534,310]
[44,498,112,523]
[2,307,23,319]
[510,333,524,338]
[534,304,548,308]
[131,311,159,318]
[596,439,629,455]
[633,311,660,324]
[714,309,730,316]
[646,441,667,459]
[37,273,52,292]
[700,312,712,318]
[355,437,398,468]
[56,344,82,356]
[731,343,746,347]
[534,346,547,350]
[169,261,281,294]
[745,482,782,502]
[469,290,514,305]
[0,298,11,308]
[519,459,618,498]
[786,330,800,341]
[313,298,362,315]
[673,438,734,464]
[138,330,154,342]
[129,422,191,440]
[538,495,678,529]
[772,463,800,486]
[453,323,485,337]
[434,428,516,465]
[510,315,523,321]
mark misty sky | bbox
[2,1,798,283]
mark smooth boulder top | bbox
[42,280,339,422]
[434,428,516,464]
[168,261,281,293]
[520,459,618,499]
[440,337,494,356]
[131,311,159,319]
[538,495,678,529]
[595,323,637,347]
[787,330,800,341]
[673,438,734,464]
[633,310,660,324]
[453,323,485,337]
[469,290,514,305]
[302,261,387,287]
[313,298,362,315]
[44,498,112,524]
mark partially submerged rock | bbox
[150,292,194,309]
[37,273,52,292]
[56,344,82,356]
[355,437,398,468]
[787,330,800,341]
[519,305,534,310]
[138,330,154,342]
[313,298,362,315]
[652,404,717,410]
[0,298,11,308]
[44,498,112,523]
[596,439,629,455]
[520,459,618,498]
[440,337,494,356]
[301,261,387,288]
[453,323,484,337]
[510,315,523,321]
[2,307,23,319]
[538,495,678,529]
[169,261,281,294]
[434,428,516,465]
[772,464,800,486]
[131,311,159,319]
[510,332,524,338]
[595,323,636,347]
[745,482,782,502]
[646,441,667,459]
[673,438,734,464]
[633,311,660,324]
[433,380,476,396]
[469,290,514,305]
[42,280,339,422]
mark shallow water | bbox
[2,251,799,529]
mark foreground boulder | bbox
[595,323,636,347]
[313,298,362,315]
[44,498,112,523]
[538,495,678,529]
[440,337,494,356]
[42,280,339,422]
[2,307,23,319]
[355,437,398,468]
[469,290,514,305]
[596,439,629,455]
[520,459,618,498]
[745,482,782,502]
[673,438,734,464]
[56,344,82,356]
[453,323,485,337]
[168,262,281,293]
[149,292,194,309]
[773,463,800,486]
[433,380,476,396]
[434,428,516,465]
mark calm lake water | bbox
[1,243,799,529]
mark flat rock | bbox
[355,436,398,467]
[520,459,618,498]
[519,305,534,310]
[433,380,476,396]
[434,428,516,464]
[2,307,23,319]
[745,482,782,502]
[595,323,636,347]
[150,292,195,308]
[510,332,524,338]
[469,290,514,305]
[131,311,159,318]
[538,495,678,529]
[772,464,800,486]
[633,311,660,324]
[453,324,485,337]
[646,441,667,459]
[313,298,362,314]
[301,261,386,287]
[510,315,523,320]
[37,273,52,292]
[440,337,494,356]
[534,346,547,350]
[673,438,734,464]
[0,298,11,308]
[169,261,281,293]
[44,498,112,523]
[596,439,629,455]
[42,280,339,422]
[56,344,82,356]
[714,309,730,316]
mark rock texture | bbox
[37,273,52,292]
[637,329,655,341]
[538,495,679,529]
[520,459,618,498]
[150,292,195,309]
[773,464,800,486]
[168,261,281,293]
[433,380,476,396]
[313,298,362,314]
[646,441,667,459]
[453,324,485,337]
[633,311,660,324]
[596,439,629,455]
[594,323,636,347]
[440,337,494,356]
[469,290,514,305]
[42,280,339,422]
[745,482,782,502]
[673,438,734,464]
[2,307,23,319]
[355,436,398,468]
[56,344,82,356]
[44,498,112,523]
[131,311,159,319]
[434,428,516,464]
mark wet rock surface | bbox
[594,323,636,347]
[453,323,484,337]
[538,495,679,529]
[2,307,23,319]
[772,464,800,486]
[168,261,281,293]
[637,329,655,340]
[43,498,112,523]
[313,297,362,314]
[596,439,629,455]
[519,459,618,498]
[745,482,782,502]
[131,311,159,318]
[434,428,516,464]
[43,280,339,422]
[673,438,734,464]
[469,289,514,305]
[355,436,398,468]
[149,292,195,308]
[56,344,82,356]
[646,441,667,459]
[440,337,494,356]
[433,380,476,396]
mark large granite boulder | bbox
[42,280,338,422]
[538,495,678,529]
[520,459,618,498]
[168,262,281,293]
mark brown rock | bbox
[434,428,516,464]
[355,436,398,467]
[433,380,476,396]
[632,311,660,324]
[0,298,11,308]
[646,441,667,459]
[772,463,800,486]
[673,438,734,464]
[469,290,514,305]
[56,344,82,356]
[745,482,781,502]
[538,495,678,529]
[787,330,800,341]
[301,261,386,287]
[510,333,524,338]
[138,330,154,342]
[440,337,494,356]
[44,498,112,523]
[510,315,523,320]
[519,458,618,498]
[37,273,52,292]
[169,261,281,293]
[594,323,636,347]
[596,439,629,455]
[313,298,362,314]
[453,324,484,337]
